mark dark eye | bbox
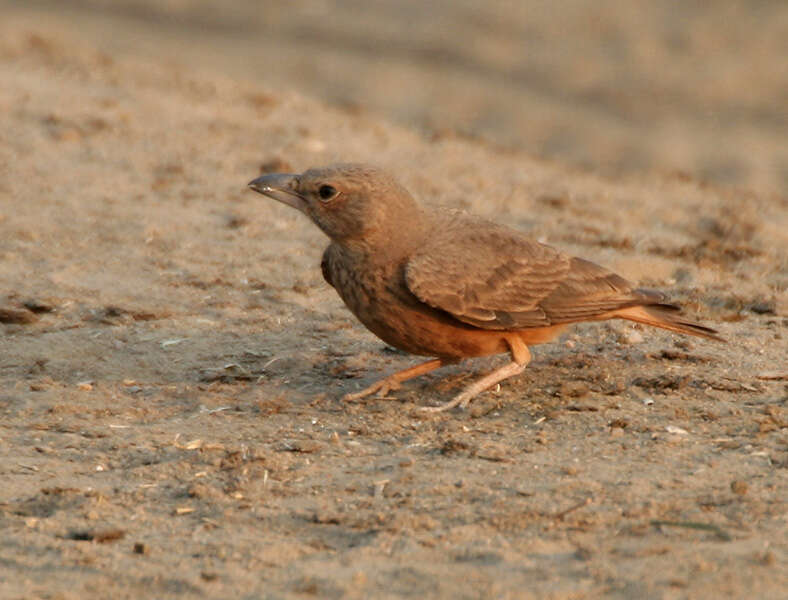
[318,184,338,201]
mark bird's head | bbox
[248,164,422,248]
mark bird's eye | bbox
[318,184,338,201]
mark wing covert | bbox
[405,215,647,329]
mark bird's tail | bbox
[613,304,725,342]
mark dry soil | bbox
[1,5,787,600]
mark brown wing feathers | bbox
[537,257,645,322]
[405,219,723,341]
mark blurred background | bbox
[5,0,787,196]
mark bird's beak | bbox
[247,173,307,212]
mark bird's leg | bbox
[343,358,447,402]
[419,361,526,412]
[421,338,531,412]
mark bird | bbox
[248,164,723,412]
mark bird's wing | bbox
[405,215,655,330]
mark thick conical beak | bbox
[247,173,307,212]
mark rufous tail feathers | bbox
[613,304,725,342]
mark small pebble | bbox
[730,480,748,495]
[622,329,644,344]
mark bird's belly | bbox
[337,281,509,359]
[364,305,509,358]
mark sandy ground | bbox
[3,0,788,197]
[1,4,787,600]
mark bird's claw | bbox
[419,392,472,413]
[343,378,402,402]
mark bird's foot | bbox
[419,389,475,413]
[342,359,446,402]
[342,377,402,402]
[420,360,527,413]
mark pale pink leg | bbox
[343,358,446,402]
[420,360,527,412]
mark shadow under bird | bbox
[248,164,723,412]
